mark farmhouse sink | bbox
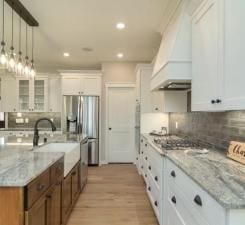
[35,143,80,177]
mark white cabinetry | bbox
[192,0,245,111]
[16,77,48,112]
[1,77,18,112]
[61,73,101,96]
[48,77,61,112]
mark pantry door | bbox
[106,84,135,163]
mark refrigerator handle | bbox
[77,96,80,133]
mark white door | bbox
[107,86,135,163]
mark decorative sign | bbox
[227,141,245,165]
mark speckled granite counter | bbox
[0,150,64,186]
[141,133,245,209]
[0,133,86,187]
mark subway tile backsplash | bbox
[169,111,245,151]
[8,112,61,130]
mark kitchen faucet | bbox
[33,118,56,146]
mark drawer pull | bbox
[148,166,151,170]
[194,195,202,207]
[154,201,158,207]
[145,157,147,160]
[171,196,176,204]
[171,170,176,178]
[148,186,151,192]
[154,176,158,182]
[37,184,45,192]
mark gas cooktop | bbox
[153,135,207,151]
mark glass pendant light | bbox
[23,22,30,77]
[8,6,16,71]
[16,15,23,75]
[0,0,7,66]
[29,27,36,78]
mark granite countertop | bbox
[0,133,86,187]
[0,150,64,186]
[141,133,245,209]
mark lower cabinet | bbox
[62,162,81,225]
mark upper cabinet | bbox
[61,72,101,96]
[1,77,18,112]
[48,77,62,112]
[136,64,187,113]
[192,0,245,111]
[16,77,48,112]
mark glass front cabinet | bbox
[17,78,48,112]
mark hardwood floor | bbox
[67,164,158,225]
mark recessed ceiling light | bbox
[63,53,70,57]
[117,53,124,58]
[116,22,126,30]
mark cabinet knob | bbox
[141,166,143,169]
[145,157,147,160]
[148,186,151,192]
[171,170,176,178]
[72,171,76,176]
[37,184,45,192]
[144,174,147,178]
[194,195,202,207]
[155,108,159,111]
[211,100,216,104]
[141,140,143,143]
[148,166,151,170]
[216,99,222,104]
[154,176,158,182]
[154,201,158,207]
[145,144,147,147]
[109,127,112,130]
[136,157,138,160]
[171,196,176,204]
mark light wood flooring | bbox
[67,164,158,225]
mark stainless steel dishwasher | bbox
[80,137,88,190]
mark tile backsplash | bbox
[8,112,61,130]
[169,111,245,150]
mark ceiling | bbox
[7,0,171,71]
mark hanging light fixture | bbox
[29,26,36,78]
[16,15,23,75]
[23,22,30,76]
[0,0,7,65]
[8,5,16,71]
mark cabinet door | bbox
[48,78,61,112]
[62,173,72,222]
[151,91,164,112]
[140,69,152,113]
[192,0,222,111]
[62,77,81,95]
[50,181,62,225]
[82,76,101,96]
[26,196,49,225]
[34,79,48,112]
[1,78,18,112]
[71,164,80,201]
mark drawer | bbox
[166,159,226,225]
[147,161,162,191]
[147,174,161,223]
[26,169,51,209]
[51,157,64,182]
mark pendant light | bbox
[16,15,23,75]
[8,5,16,70]
[0,0,7,65]
[23,22,29,76]
[29,27,36,78]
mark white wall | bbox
[101,62,137,162]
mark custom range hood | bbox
[151,1,192,91]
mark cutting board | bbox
[227,141,245,165]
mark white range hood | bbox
[151,2,192,91]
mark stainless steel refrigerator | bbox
[63,96,99,165]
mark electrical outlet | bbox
[175,122,179,129]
